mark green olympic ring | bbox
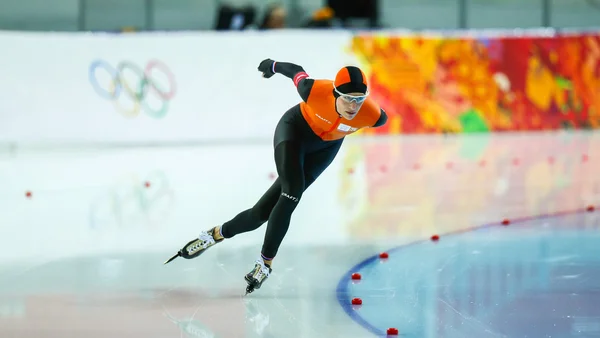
[89,60,177,119]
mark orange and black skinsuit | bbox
[220,59,388,262]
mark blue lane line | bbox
[334,207,593,337]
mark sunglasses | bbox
[333,84,369,104]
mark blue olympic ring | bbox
[88,59,177,119]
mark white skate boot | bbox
[244,257,272,295]
[164,227,223,264]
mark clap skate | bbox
[244,258,272,295]
[164,227,223,264]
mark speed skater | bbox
[164,58,388,295]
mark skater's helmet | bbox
[333,66,369,104]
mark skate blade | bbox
[245,282,255,296]
[163,252,180,265]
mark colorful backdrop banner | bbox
[350,33,600,134]
[1,30,599,145]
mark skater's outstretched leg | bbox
[219,178,282,238]
[165,172,282,265]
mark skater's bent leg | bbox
[220,179,282,239]
[260,141,305,265]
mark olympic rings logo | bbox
[88,59,177,119]
[89,170,175,230]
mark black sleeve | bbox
[273,61,314,102]
[273,61,305,79]
[373,108,388,127]
[297,79,314,102]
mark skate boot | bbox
[163,227,223,264]
[244,258,272,295]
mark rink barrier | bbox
[0,29,599,146]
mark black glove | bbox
[258,58,276,78]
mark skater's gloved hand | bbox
[258,58,276,78]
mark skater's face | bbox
[336,92,366,120]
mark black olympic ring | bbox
[88,171,175,230]
[88,59,177,119]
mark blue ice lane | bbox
[337,212,600,338]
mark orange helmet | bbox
[333,66,368,95]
